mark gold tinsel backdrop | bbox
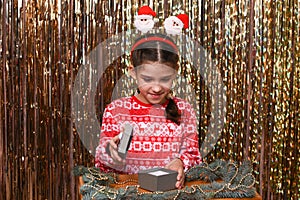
[0,0,299,199]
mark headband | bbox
[131,36,179,54]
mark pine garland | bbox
[73,160,257,199]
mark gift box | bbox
[117,124,133,159]
[138,168,178,191]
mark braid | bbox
[165,98,181,125]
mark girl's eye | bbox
[161,77,171,82]
[143,78,152,82]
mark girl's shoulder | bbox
[105,96,134,108]
[173,96,190,104]
[108,96,132,105]
[173,97,194,110]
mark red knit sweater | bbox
[95,96,202,173]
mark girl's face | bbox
[130,62,177,105]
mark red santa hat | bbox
[137,5,156,17]
[176,14,189,29]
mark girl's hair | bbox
[131,33,181,125]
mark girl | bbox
[95,33,202,189]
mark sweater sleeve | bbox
[94,103,122,172]
[177,101,202,171]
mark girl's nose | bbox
[152,83,162,92]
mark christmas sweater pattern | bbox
[95,96,202,173]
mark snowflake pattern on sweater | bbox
[95,96,202,173]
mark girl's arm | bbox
[177,101,202,171]
[95,105,125,172]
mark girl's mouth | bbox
[150,93,162,99]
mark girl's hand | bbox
[165,158,185,189]
[108,135,126,166]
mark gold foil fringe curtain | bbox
[0,0,299,199]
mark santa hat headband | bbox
[131,6,192,57]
